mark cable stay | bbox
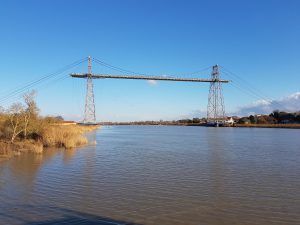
[92,57,211,78]
[220,66,288,111]
[0,57,88,105]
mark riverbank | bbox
[102,123,300,129]
[0,124,99,161]
[176,123,300,128]
[234,124,300,129]
[185,123,300,128]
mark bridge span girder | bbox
[70,73,229,83]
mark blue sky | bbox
[0,0,299,121]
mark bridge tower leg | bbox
[83,56,96,124]
[207,65,226,124]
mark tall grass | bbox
[0,124,99,161]
[0,140,43,157]
[41,125,98,148]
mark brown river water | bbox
[0,126,300,225]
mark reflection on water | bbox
[0,127,300,225]
[63,148,76,162]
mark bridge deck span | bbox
[70,73,229,83]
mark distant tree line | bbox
[101,110,300,126]
[238,110,300,124]
[101,118,208,125]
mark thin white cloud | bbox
[147,80,157,86]
[182,109,207,119]
[235,92,300,115]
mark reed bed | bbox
[0,140,43,158]
[41,125,98,148]
[0,124,99,161]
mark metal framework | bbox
[207,65,226,123]
[71,73,229,83]
[83,56,96,124]
[71,57,229,125]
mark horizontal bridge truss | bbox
[70,73,230,83]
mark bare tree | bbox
[8,103,25,143]
[23,90,38,138]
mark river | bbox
[0,126,300,225]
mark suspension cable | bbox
[0,57,88,105]
[220,67,288,111]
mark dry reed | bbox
[41,125,98,148]
[0,140,43,158]
[0,124,99,161]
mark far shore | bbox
[233,124,300,129]
[101,123,300,129]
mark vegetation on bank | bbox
[101,110,300,127]
[235,123,300,128]
[0,91,98,159]
[100,118,207,126]
[237,110,300,125]
[41,125,98,148]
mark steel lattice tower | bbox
[207,65,225,123]
[83,56,96,124]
